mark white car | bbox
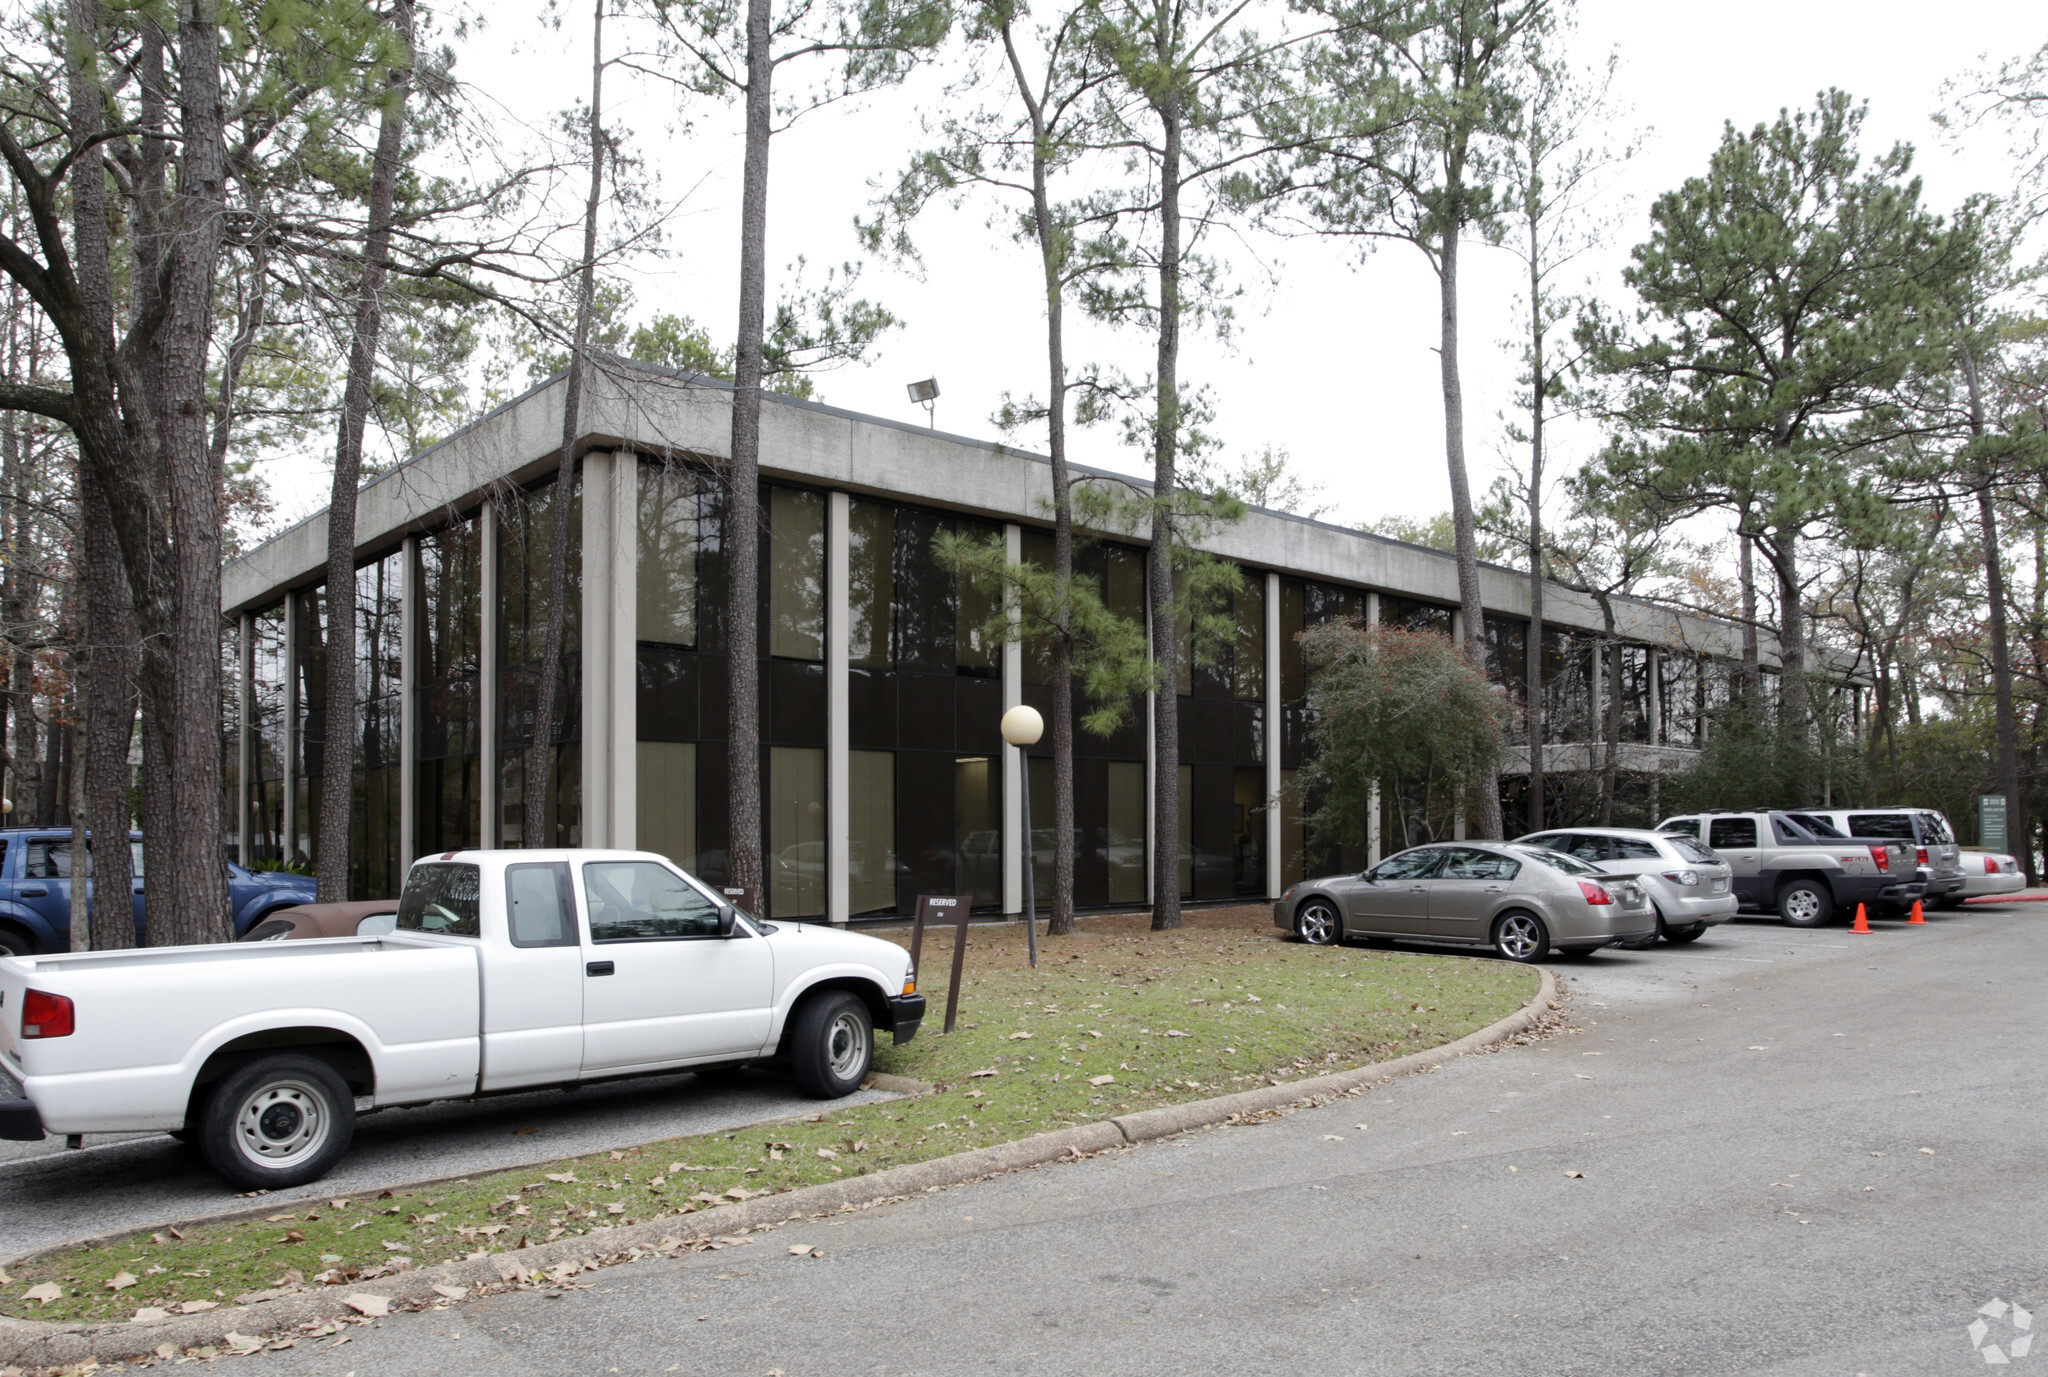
[1959,849,2027,899]
[0,850,924,1190]
[1514,827,1739,945]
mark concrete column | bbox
[1365,593,1381,864]
[237,612,253,866]
[1002,523,1023,918]
[282,590,298,861]
[399,536,419,870]
[826,490,850,925]
[478,500,499,846]
[1264,571,1282,899]
[578,450,623,848]
[610,452,637,848]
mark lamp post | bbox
[1000,703,1043,968]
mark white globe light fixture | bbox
[1000,704,1045,966]
[1000,704,1044,748]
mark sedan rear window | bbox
[397,863,481,937]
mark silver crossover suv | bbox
[1514,827,1739,945]
[1274,841,1656,963]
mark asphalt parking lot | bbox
[229,900,2048,1377]
[0,1069,897,1259]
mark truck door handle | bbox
[586,960,615,977]
[19,887,46,898]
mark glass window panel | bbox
[954,755,1000,908]
[1027,752,1054,908]
[248,602,288,864]
[849,750,896,916]
[397,862,481,936]
[1021,527,1055,684]
[637,740,697,870]
[585,860,722,939]
[1178,763,1193,898]
[1105,545,1145,625]
[1281,767,1304,888]
[1279,579,1306,703]
[506,862,578,947]
[768,745,826,917]
[1107,760,1146,904]
[848,499,894,668]
[638,460,698,647]
[956,519,1001,674]
[895,509,952,672]
[768,487,824,660]
[1233,766,1265,895]
[1232,577,1265,702]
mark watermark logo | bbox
[1969,1299,2034,1364]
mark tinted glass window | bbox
[1921,813,1954,844]
[506,862,578,947]
[1441,847,1518,880]
[397,863,481,937]
[1370,849,1444,881]
[1668,836,1718,865]
[584,861,723,941]
[1613,838,1663,860]
[1709,818,1758,849]
[1847,813,1915,841]
[1787,813,1844,839]
[357,912,397,937]
[245,919,294,942]
[1562,834,1610,862]
[1659,819,1700,839]
[24,839,71,879]
[1521,847,1601,877]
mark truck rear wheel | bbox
[1777,880,1833,928]
[788,991,873,1099]
[197,1053,355,1190]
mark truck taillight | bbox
[1578,881,1613,906]
[21,989,74,1039]
[1869,846,1889,872]
[1916,847,1929,867]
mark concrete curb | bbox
[0,970,1556,1369]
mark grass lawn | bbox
[0,906,1536,1324]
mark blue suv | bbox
[0,830,318,956]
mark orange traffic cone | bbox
[1850,903,1871,933]
[1907,899,1927,925]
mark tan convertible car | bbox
[1273,841,1657,962]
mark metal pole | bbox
[1019,744,1037,967]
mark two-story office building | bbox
[219,359,1835,920]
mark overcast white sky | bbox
[270,0,2044,543]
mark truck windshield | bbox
[397,863,481,937]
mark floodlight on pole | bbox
[906,377,940,429]
[1000,704,1045,966]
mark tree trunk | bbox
[1147,13,1183,932]
[1436,203,1502,840]
[319,0,415,900]
[1004,24,1076,937]
[528,0,605,854]
[1737,530,1761,701]
[1765,528,1808,738]
[1960,338,2028,879]
[68,659,89,952]
[1600,619,1620,826]
[157,0,231,944]
[79,456,138,949]
[725,0,773,906]
[1524,218,1545,834]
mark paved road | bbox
[0,1071,897,1259]
[229,906,2047,1376]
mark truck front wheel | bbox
[197,1053,355,1190]
[788,991,874,1099]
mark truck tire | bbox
[196,1053,355,1190]
[788,990,873,1099]
[1777,879,1833,928]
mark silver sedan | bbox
[1273,842,1657,963]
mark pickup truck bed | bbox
[0,849,923,1189]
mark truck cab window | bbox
[1708,818,1757,849]
[397,863,481,936]
[506,863,577,947]
[583,861,723,941]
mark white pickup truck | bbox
[0,850,925,1189]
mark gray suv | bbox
[1796,808,1965,909]
[1656,810,1921,927]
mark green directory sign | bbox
[1980,793,2008,854]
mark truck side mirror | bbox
[717,903,737,938]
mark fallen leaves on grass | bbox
[105,1272,137,1291]
[23,1284,61,1305]
[1088,1075,1115,1086]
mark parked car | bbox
[1654,810,1920,927]
[1513,827,1738,945]
[1796,807,1966,909]
[1274,841,1656,963]
[240,901,399,942]
[0,849,924,1189]
[1959,849,2027,899]
[0,830,317,956]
